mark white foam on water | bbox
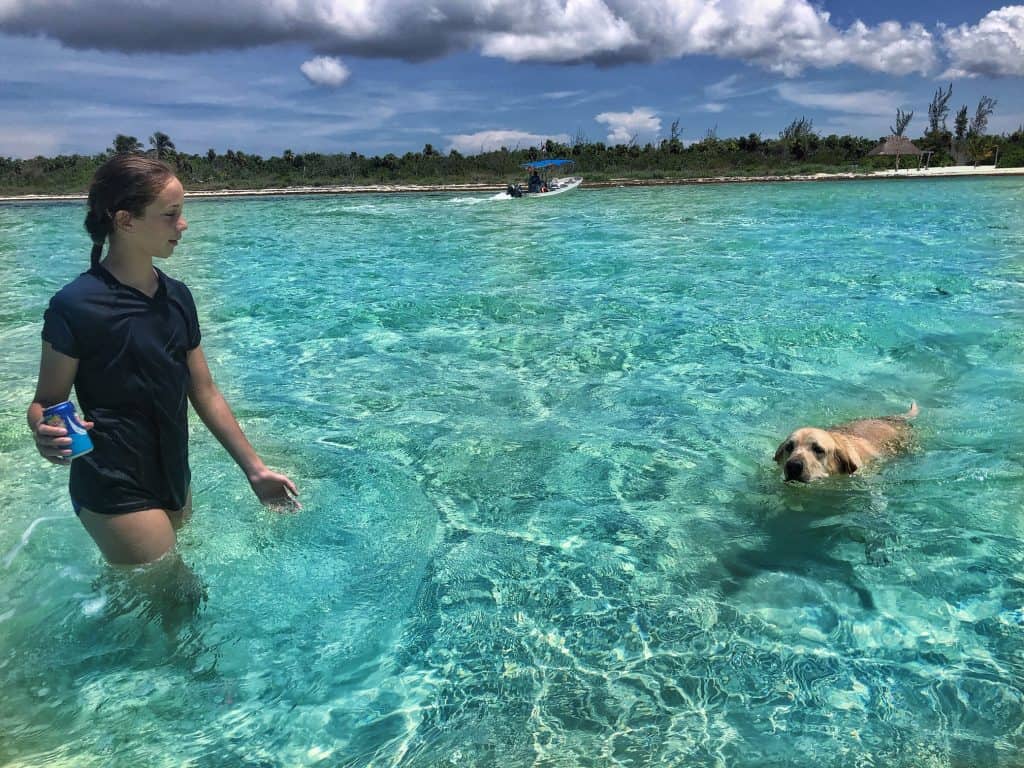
[3,515,65,569]
[999,608,1024,627]
[80,595,107,617]
[448,196,495,205]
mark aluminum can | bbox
[42,401,93,459]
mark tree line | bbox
[2,88,1021,195]
[891,88,1002,165]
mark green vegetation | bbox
[2,96,1022,196]
[891,108,913,138]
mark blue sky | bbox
[1,1,1021,158]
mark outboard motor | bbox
[506,183,523,198]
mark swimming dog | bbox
[774,402,918,482]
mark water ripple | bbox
[1,178,1022,766]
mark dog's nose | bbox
[784,458,805,482]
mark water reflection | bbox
[92,551,208,635]
[714,480,896,611]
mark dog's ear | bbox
[832,436,859,475]
[773,440,788,463]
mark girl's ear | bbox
[114,210,133,232]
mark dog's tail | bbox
[895,401,919,420]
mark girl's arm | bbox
[186,345,299,509]
[27,342,94,464]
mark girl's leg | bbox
[79,501,206,630]
[78,506,178,565]
[78,489,192,563]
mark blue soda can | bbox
[42,401,93,459]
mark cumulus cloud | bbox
[300,56,350,87]
[796,19,936,77]
[595,107,660,144]
[0,0,946,75]
[941,6,1024,78]
[446,130,570,155]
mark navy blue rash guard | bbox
[42,263,201,514]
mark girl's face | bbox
[126,176,188,259]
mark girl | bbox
[28,154,299,566]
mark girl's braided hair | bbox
[85,154,176,267]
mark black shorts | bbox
[71,489,190,516]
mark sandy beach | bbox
[1,165,1020,204]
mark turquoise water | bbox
[1,178,1023,766]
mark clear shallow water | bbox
[1,178,1023,767]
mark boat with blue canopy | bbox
[495,158,582,199]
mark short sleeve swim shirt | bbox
[42,264,201,514]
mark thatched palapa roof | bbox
[869,135,923,156]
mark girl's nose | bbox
[179,217,188,232]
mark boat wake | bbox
[447,195,504,205]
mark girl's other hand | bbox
[33,418,94,465]
[248,466,301,512]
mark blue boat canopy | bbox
[521,158,575,170]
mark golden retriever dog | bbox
[774,402,918,482]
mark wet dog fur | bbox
[774,402,918,483]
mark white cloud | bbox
[300,56,350,87]
[776,83,906,117]
[796,19,937,77]
[941,6,1024,78]
[0,0,942,75]
[446,130,570,155]
[706,74,742,100]
[479,0,640,62]
[700,102,726,113]
[595,107,660,144]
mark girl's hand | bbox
[247,466,301,512]
[33,418,94,465]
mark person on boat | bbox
[527,168,542,194]
[28,154,300,568]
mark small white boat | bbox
[494,159,582,200]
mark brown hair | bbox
[84,154,176,267]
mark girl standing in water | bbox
[27,154,299,566]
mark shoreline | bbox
[1,165,1021,203]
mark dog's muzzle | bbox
[784,458,807,482]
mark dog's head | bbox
[773,428,859,482]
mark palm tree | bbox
[149,131,176,160]
[111,134,144,155]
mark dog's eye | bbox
[784,441,794,453]
[812,444,825,456]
